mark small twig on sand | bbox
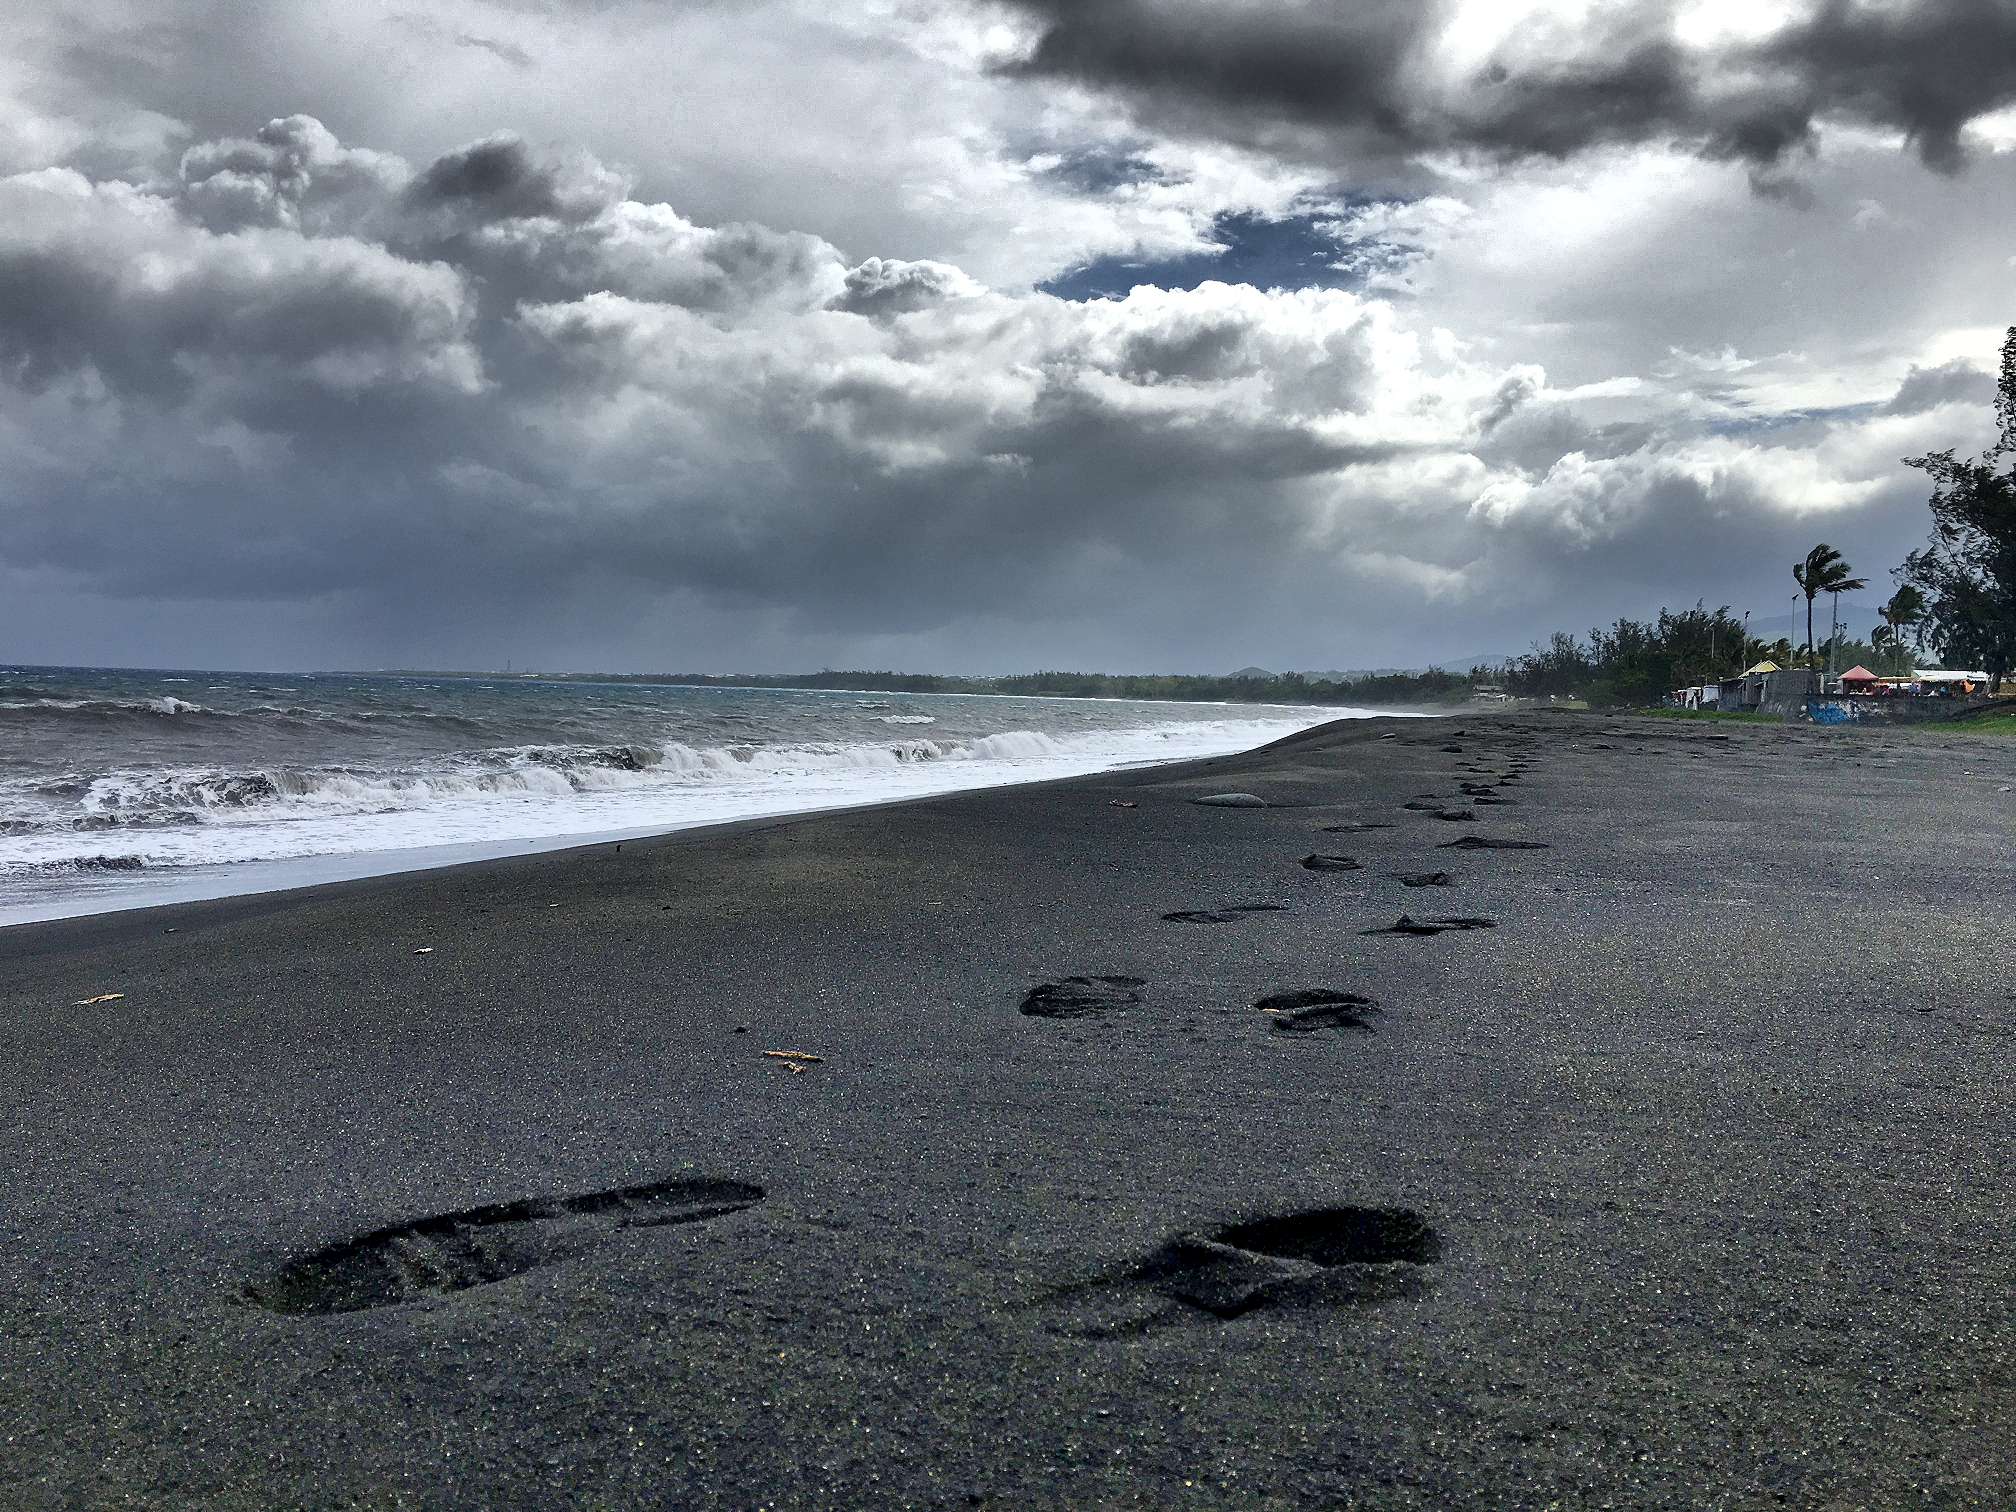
[764,1050,825,1073]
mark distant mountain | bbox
[1744,601,1882,643]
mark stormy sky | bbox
[2,1,2013,674]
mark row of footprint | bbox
[240,748,1550,1320]
[1024,740,1548,1033]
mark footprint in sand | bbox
[1363,915,1496,935]
[243,1177,765,1315]
[1253,988,1379,1033]
[1051,1207,1441,1335]
[1162,904,1290,924]
[1020,976,1146,1018]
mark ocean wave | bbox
[0,695,220,717]
[0,708,1360,902]
[345,710,492,727]
[10,854,148,874]
[0,724,1233,842]
[0,697,503,727]
[959,731,1064,759]
[62,810,204,831]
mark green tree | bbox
[1899,327,2016,692]
[1874,585,1926,652]
[1792,544,1866,666]
[1501,631,1593,700]
[1502,603,1748,706]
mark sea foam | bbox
[0,666,1396,922]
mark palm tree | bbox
[1870,584,1919,669]
[1876,585,1926,663]
[1792,544,1866,666]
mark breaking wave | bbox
[0,666,1383,919]
[0,720,1323,872]
[0,695,221,718]
[15,730,1072,830]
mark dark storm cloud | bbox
[0,122,1452,646]
[1002,0,2016,171]
[1882,357,1993,414]
[0,101,1992,670]
[403,134,567,218]
[0,183,472,403]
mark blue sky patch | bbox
[1040,211,1361,302]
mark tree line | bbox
[589,666,1487,707]
[1500,324,2016,705]
[1895,325,2016,686]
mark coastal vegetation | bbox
[461,605,1870,711]
[529,666,1495,707]
[1499,605,1770,707]
[1896,326,2016,688]
[1506,322,2016,706]
[1793,544,1866,662]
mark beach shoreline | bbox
[5,709,2015,1510]
[0,666,1366,928]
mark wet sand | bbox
[4,711,2014,1510]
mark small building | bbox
[1914,669,1993,695]
[1838,665,1883,693]
[1717,661,1796,714]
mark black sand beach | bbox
[4,711,2014,1511]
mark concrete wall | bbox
[1759,669,1817,717]
[1808,694,1998,725]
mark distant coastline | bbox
[362,666,1496,707]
